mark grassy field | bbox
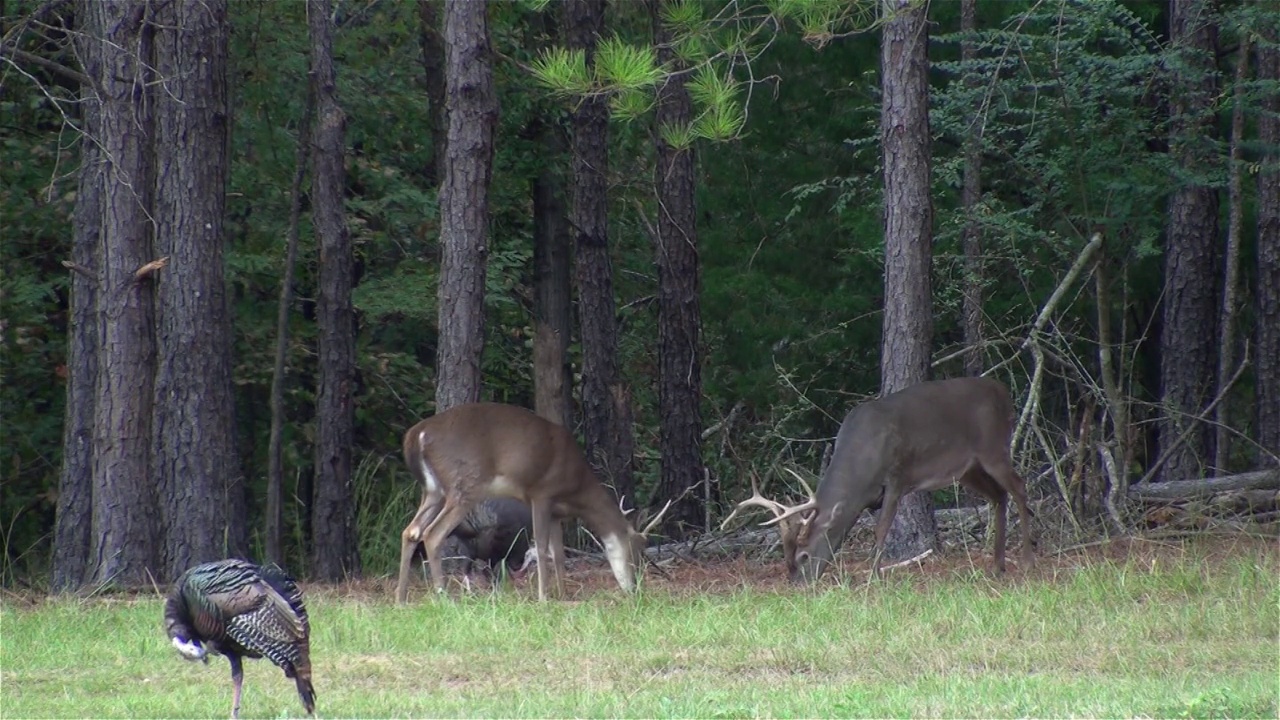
[2,536,1277,719]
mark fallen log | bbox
[1127,468,1279,500]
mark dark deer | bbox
[414,498,533,584]
[723,377,1035,583]
[396,402,669,602]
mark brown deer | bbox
[722,377,1035,583]
[395,402,668,602]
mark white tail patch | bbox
[600,533,635,591]
[422,450,442,489]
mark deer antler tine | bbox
[761,498,819,526]
[782,467,817,501]
[719,479,792,530]
[640,499,673,536]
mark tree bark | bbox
[1213,34,1248,475]
[53,3,101,591]
[151,0,245,580]
[267,91,313,566]
[1256,21,1280,466]
[878,0,937,561]
[88,0,159,588]
[565,0,635,502]
[651,0,704,537]
[960,0,984,378]
[417,0,447,188]
[1159,0,1220,482]
[532,125,574,428]
[309,0,359,581]
[434,0,496,411]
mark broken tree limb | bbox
[132,256,169,282]
[1127,469,1279,500]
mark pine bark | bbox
[960,0,984,378]
[532,124,574,428]
[1257,23,1280,464]
[417,0,447,187]
[151,0,245,580]
[434,0,497,411]
[88,0,160,588]
[651,0,705,536]
[565,0,635,501]
[878,0,937,560]
[309,0,359,580]
[1159,0,1220,482]
[52,3,102,591]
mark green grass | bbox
[2,539,1277,719]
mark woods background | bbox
[1,0,1277,590]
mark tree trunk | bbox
[532,125,574,428]
[417,0,447,188]
[435,0,496,411]
[150,0,244,580]
[1213,34,1248,475]
[309,0,359,581]
[1256,22,1280,465]
[565,0,635,502]
[53,5,102,591]
[878,0,937,561]
[960,0,984,378]
[651,0,704,537]
[88,0,159,588]
[267,91,313,566]
[1159,0,1220,482]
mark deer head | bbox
[720,470,818,577]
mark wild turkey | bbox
[163,559,315,719]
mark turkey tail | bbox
[289,640,315,715]
[294,669,316,715]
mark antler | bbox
[760,467,819,526]
[719,474,788,530]
[640,499,673,536]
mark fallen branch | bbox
[1128,469,1279,500]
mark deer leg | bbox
[548,517,566,598]
[529,500,557,601]
[396,496,444,603]
[420,499,476,595]
[982,458,1035,569]
[964,471,1009,573]
[869,487,903,578]
[991,492,1009,573]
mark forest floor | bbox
[331,530,1278,603]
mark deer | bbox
[395,402,669,603]
[722,377,1035,583]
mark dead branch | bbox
[1011,232,1103,453]
[132,256,169,282]
[1128,469,1279,500]
[61,260,97,284]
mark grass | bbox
[2,537,1277,719]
